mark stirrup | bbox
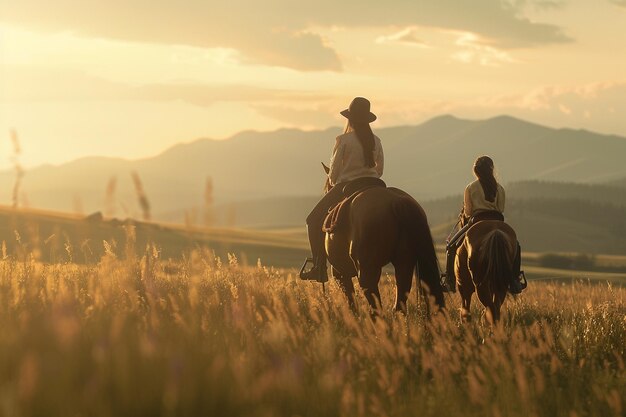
[440,273,456,293]
[299,258,328,283]
[299,258,314,279]
[508,271,526,295]
[519,270,527,290]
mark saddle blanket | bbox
[322,177,386,233]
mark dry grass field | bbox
[0,247,623,417]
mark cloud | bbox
[253,105,338,128]
[1,69,128,102]
[451,32,515,66]
[341,81,626,137]
[376,27,429,47]
[1,2,342,72]
[505,82,626,111]
[0,67,334,107]
[2,0,572,71]
[313,1,572,49]
[457,81,626,136]
[504,0,568,11]
[129,84,295,107]
[557,103,572,115]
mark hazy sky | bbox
[1,0,625,169]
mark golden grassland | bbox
[0,247,624,417]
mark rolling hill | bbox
[0,205,309,268]
[2,204,626,284]
[171,180,626,255]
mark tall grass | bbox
[131,171,151,221]
[104,176,117,218]
[205,176,214,228]
[0,250,623,416]
[9,129,24,209]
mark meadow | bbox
[0,245,623,417]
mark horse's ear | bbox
[321,162,330,175]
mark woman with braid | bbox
[443,156,523,294]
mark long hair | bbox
[473,156,497,203]
[345,120,376,168]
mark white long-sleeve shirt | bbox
[463,179,505,218]
[328,131,384,186]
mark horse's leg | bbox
[475,283,497,325]
[460,290,473,323]
[392,260,414,314]
[468,252,495,324]
[456,245,474,322]
[357,264,383,315]
[487,299,500,324]
[491,290,506,324]
[332,266,356,312]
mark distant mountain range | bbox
[2,114,626,219]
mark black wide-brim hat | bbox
[340,97,377,123]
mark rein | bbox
[446,217,462,245]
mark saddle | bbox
[322,177,386,233]
[448,210,505,250]
[468,210,504,225]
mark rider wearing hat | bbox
[300,97,384,282]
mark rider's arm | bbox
[459,206,468,227]
[497,185,506,213]
[375,138,384,176]
[328,137,345,186]
[463,184,473,219]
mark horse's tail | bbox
[480,229,513,295]
[394,196,444,309]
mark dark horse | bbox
[320,166,444,313]
[455,220,517,323]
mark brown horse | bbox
[323,183,444,314]
[455,220,517,323]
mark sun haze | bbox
[1,1,625,168]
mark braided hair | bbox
[473,156,497,202]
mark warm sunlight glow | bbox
[1,2,625,169]
[0,5,624,416]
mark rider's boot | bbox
[441,247,457,293]
[300,258,328,283]
[509,275,524,295]
[509,243,525,295]
[299,224,329,283]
